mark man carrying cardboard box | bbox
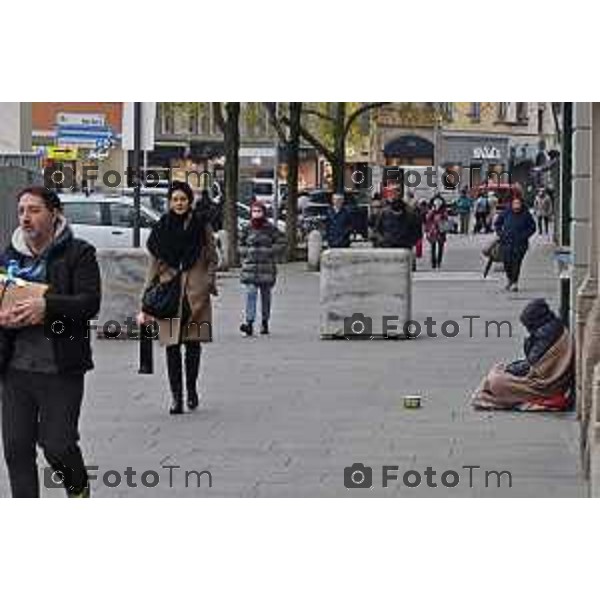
[0,186,101,498]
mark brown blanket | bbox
[472,330,574,409]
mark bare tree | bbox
[281,102,390,194]
[264,102,302,260]
[213,102,240,266]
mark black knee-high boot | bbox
[166,345,184,414]
[184,342,202,410]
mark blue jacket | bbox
[326,206,352,248]
[455,195,473,214]
[494,207,536,252]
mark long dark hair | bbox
[167,180,195,211]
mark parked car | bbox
[59,194,225,269]
[59,194,160,248]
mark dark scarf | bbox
[147,209,205,271]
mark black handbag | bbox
[142,271,182,319]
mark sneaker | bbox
[510,283,519,292]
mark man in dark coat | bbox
[494,194,536,291]
[0,186,101,497]
[376,197,421,250]
[325,194,353,248]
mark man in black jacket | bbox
[0,187,101,497]
[376,197,421,249]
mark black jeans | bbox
[430,240,445,268]
[1,370,87,498]
[537,216,549,235]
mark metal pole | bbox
[133,102,153,374]
[272,103,279,225]
[133,101,142,248]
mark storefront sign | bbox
[473,146,502,160]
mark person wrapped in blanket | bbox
[472,299,574,411]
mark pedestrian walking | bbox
[239,201,285,337]
[325,193,353,248]
[534,187,552,235]
[0,186,101,497]
[374,194,420,272]
[455,187,473,235]
[425,196,450,269]
[138,181,218,415]
[494,192,536,292]
[473,191,491,233]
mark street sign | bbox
[57,123,114,149]
[56,112,105,128]
[47,146,78,161]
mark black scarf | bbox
[147,210,205,271]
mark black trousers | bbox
[537,216,550,234]
[1,370,86,498]
[430,240,445,268]
[503,252,525,285]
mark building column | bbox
[572,103,595,419]
[581,102,600,483]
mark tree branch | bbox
[343,102,391,139]
[212,102,225,134]
[281,115,336,164]
[262,102,288,144]
[301,107,335,123]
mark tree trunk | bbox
[333,102,346,194]
[286,102,302,261]
[224,102,240,266]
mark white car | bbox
[60,195,160,248]
[60,194,226,268]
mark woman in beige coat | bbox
[138,181,218,414]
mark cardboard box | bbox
[0,276,48,312]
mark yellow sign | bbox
[47,146,78,161]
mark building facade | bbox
[31,102,125,188]
[371,102,558,192]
